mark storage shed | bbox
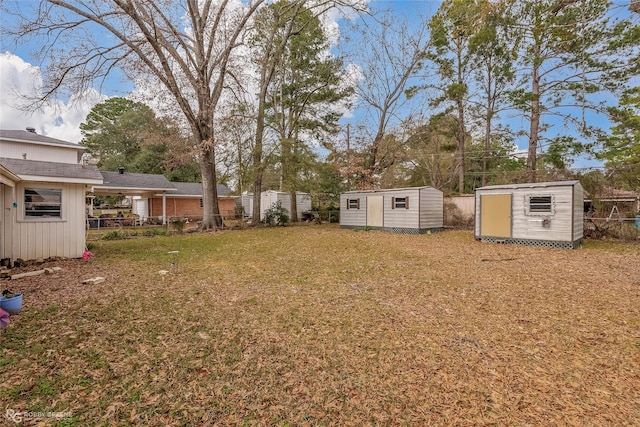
[241,191,312,221]
[340,186,443,234]
[475,180,583,249]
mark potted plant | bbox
[0,290,23,315]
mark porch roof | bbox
[93,171,176,196]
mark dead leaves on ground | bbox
[1,227,640,426]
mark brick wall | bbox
[150,197,237,219]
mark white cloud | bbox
[0,52,106,144]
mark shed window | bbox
[526,195,554,215]
[392,196,409,209]
[347,198,360,209]
[24,188,62,219]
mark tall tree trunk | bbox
[456,45,466,194]
[252,99,267,223]
[526,44,541,183]
[457,101,466,193]
[482,67,494,188]
[199,143,222,229]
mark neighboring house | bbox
[475,180,583,249]
[148,182,237,221]
[340,186,444,234]
[0,128,103,264]
[93,169,177,224]
[241,191,312,221]
[92,170,238,224]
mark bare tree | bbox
[2,0,274,229]
[341,7,430,189]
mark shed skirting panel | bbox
[479,236,582,249]
[340,225,443,234]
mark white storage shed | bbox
[474,180,583,249]
[241,191,312,221]
[340,186,443,234]
[261,191,311,221]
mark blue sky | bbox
[0,0,633,171]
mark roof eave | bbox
[17,174,103,185]
[1,136,85,151]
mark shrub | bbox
[171,219,186,233]
[263,201,289,226]
[101,230,126,241]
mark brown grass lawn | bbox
[1,226,639,426]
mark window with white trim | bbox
[24,188,62,218]
[525,195,554,215]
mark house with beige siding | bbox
[0,128,103,265]
[340,186,443,234]
[474,180,583,249]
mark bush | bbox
[101,230,126,241]
[263,201,289,227]
[171,219,186,233]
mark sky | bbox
[0,1,633,171]
[0,1,435,144]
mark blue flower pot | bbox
[0,294,23,315]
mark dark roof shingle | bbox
[0,129,84,149]
[0,157,102,181]
[99,171,175,190]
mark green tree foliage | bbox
[80,98,155,172]
[264,1,353,220]
[80,97,199,181]
[597,87,640,190]
[468,0,517,187]
[399,114,459,192]
[509,0,637,182]
[427,0,481,193]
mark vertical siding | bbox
[295,193,312,217]
[259,191,309,221]
[13,182,87,261]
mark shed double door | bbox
[366,195,384,227]
[480,194,512,238]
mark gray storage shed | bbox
[475,180,583,249]
[340,186,443,234]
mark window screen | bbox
[527,195,553,215]
[24,188,62,218]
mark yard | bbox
[1,226,639,426]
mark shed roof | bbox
[0,129,85,150]
[342,186,439,195]
[476,180,580,191]
[0,157,103,184]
